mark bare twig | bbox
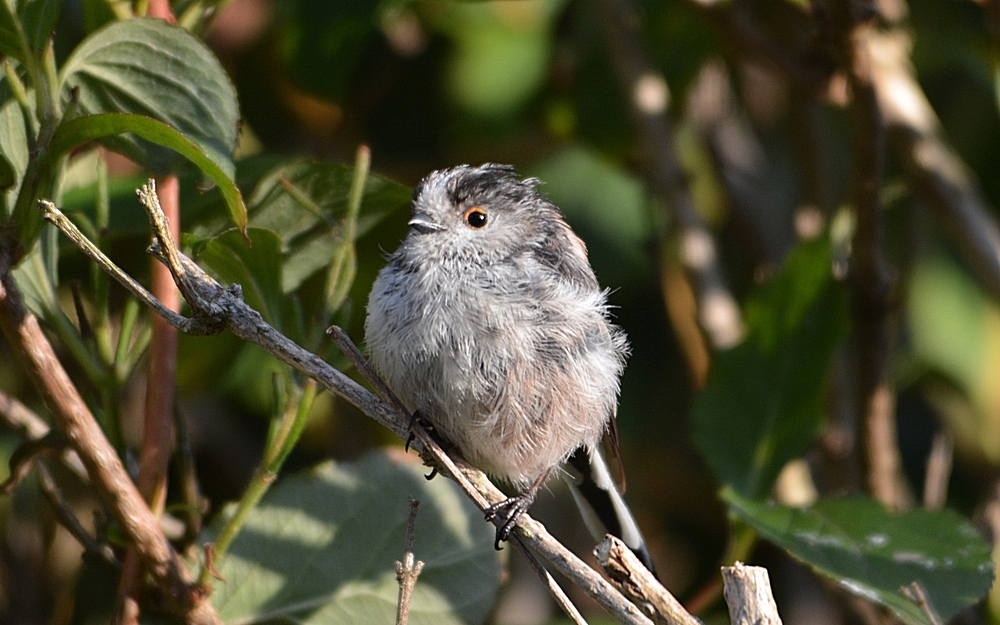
[43,185,655,625]
[900,581,942,625]
[867,30,1000,303]
[395,497,424,625]
[595,535,701,625]
[835,0,911,510]
[0,251,218,624]
[0,387,50,439]
[923,431,953,510]
[721,562,782,625]
[593,0,744,350]
[36,459,120,568]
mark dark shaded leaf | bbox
[726,490,994,625]
[0,0,57,60]
[197,227,286,330]
[691,238,848,498]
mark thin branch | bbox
[0,250,218,624]
[835,0,911,510]
[36,459,120,568]
[44,185,655,625]
[922,431,952,510]
[595,535,701,625]
[868,30,1000,303]
[395,497,424,625]
[721,562,783,625]
[592,0,744,350]
[37,200,215,335]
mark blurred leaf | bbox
[45,113,247,232]
[692,238,848,498]
[246,159,410,294]
[0,0,59,61]
[17,0,58,54]
[437,0,563,117]
[726,490,994,624]
[907,254,1000,462]
[200,451,501,625]
[0,76,30,215]
[278,0,379,102]
[197,228,287,331]
[58,17,239,177]
[530,146,648,284]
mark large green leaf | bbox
[691,238,848,498]
[58,17,238,177]
[201,451,501,625]
[47,113,246,230]
[245,159,410,293]
[726,490,994,624]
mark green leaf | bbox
[726,490,994,624]
[58,16,238,177]
[0,68,31,218]
[45,113,247,232]
[691,238,848,498]
[0,0,56,61]
[245,159,410,293]
[196,227,286,330]
[200,451,501,625]
[17,0,58,54]
[0,3,20,59]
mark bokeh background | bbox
[3,0,1000,623]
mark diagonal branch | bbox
[0,248,219,624]
[592,0,744,351]
[40,185,663,625]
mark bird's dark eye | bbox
[463,207,488,229]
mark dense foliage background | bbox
[1,0,1000,623]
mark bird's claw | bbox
[484,493,534,550]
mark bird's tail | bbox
[563,446,657,576]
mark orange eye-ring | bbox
[463,207,488,229]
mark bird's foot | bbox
[484,490,538,550]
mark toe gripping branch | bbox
[483,469,551,550]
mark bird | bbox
[365,163,654,573]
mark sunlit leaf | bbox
[245,159,410,293]
[726,490,994,625]
[200,451,501,625]
[59,17,238,177]
[46,113,246,232]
